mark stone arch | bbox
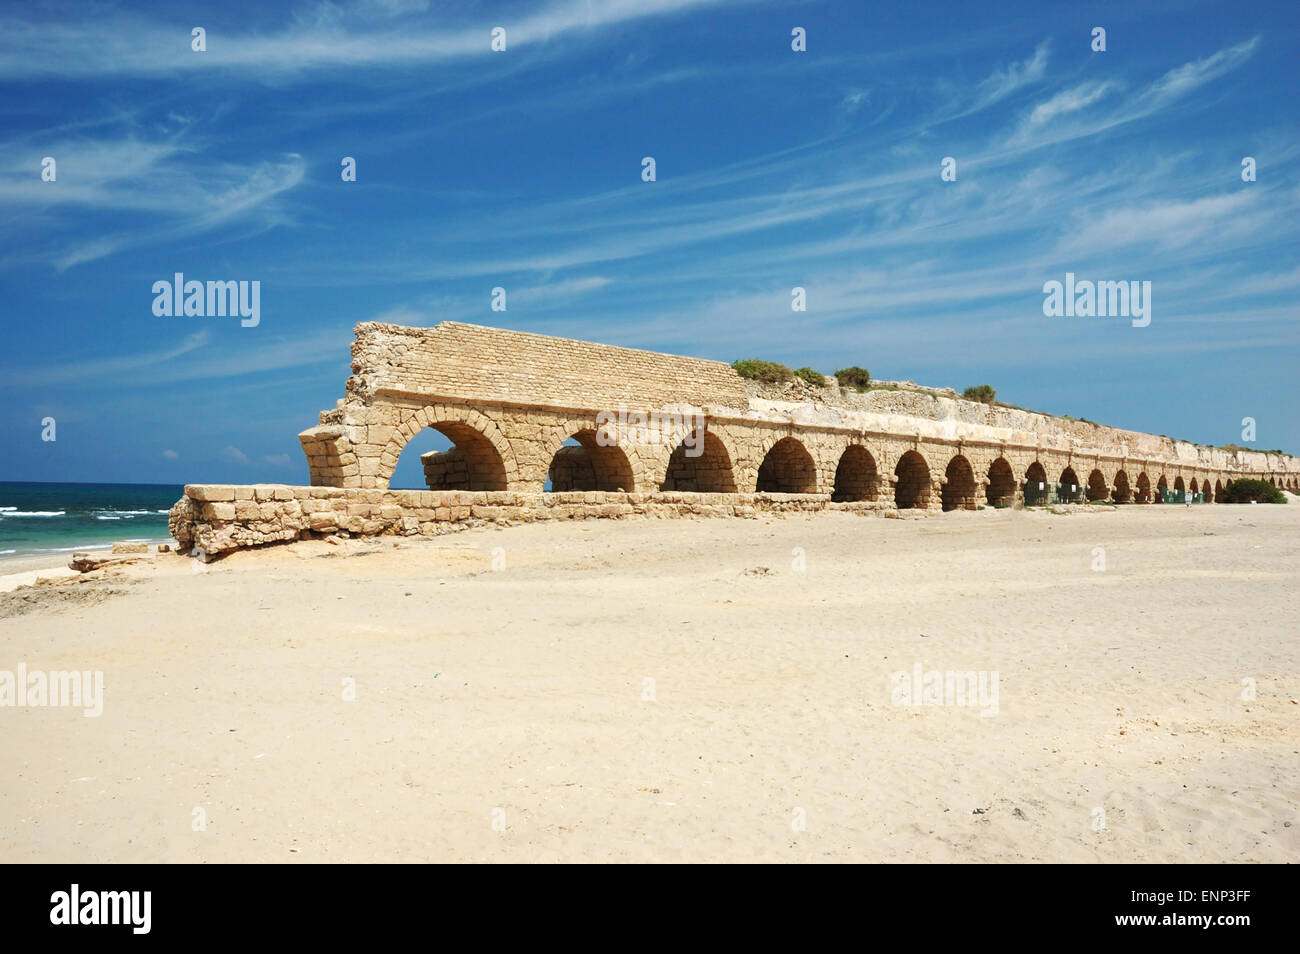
[1136,472,1152,503]
[1113,470,1132,503]
[1059,466,1082,503]
[894,450,931,509]
[832,445,878,502]
[380,405,515,491]
[1174,475,1186,495]
[547,429,636,492]
[756,436,817,494]
[1086,468,1109,502]
[986,457,1016,507]
[941,454,978,511]
[1189,477,1199,497]
[1156,474,1169,502]
[1203,480,1214,503]
[1025,461,1049,505]
[659,430,737,493]
[1214,479,1224,503]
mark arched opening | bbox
[1025,461,1049,506]
[756,437,817,494]
[659,431,737,493]
[1059,466,1082,503]
[1189,478,1199,502]
[1154,475,1168,503]
[393,422,509,491]
[1136,472,1151,503]
[1203,480,1214,503]
[1086,469,1109,502]
[1113,470,1132,503]
[832,445,878,502]
[1174,476,1186,492]
[547,430,635,492]
[986,458,1016,508]
[1215,479,1224,503]
[941,455,977,511]
[894,451,931,509]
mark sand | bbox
[1,501,1296,863]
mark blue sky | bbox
[2,0,1297,488]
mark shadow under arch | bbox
[547,429,636,492]
[659,431,737,493]
[381,406,513,491]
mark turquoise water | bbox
[0,482,183,561]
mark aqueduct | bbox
[297,321,1297,506]
[171,321,1299,555]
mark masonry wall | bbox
[169,484,889,557]
[346,321,748,409]
[299,322,1300,503]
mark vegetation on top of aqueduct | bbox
[732,358,794,383]
[963,384,997,404]
[834,366,871,391]
[1220,443,1288,455]
[732,359,872,392]
[1220,478,1287,504]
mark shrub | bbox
[793,366,827,387]
[834,366,871,391]
[732,359,793,384]
[1220,478,1287,504]
[963,384,996,404]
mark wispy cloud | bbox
[3,331,211,387]
[0,134,306,269]
[971,42,1050,110]
[1018,81,1118,134]
[1057,192,1263,256]
[0,0,751,80]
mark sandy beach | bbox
[1,502,1296,863]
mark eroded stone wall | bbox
[169,484,889,557]
[297,322,1299,508]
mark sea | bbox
[0,482,183,564]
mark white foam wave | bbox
[0,510,66,517]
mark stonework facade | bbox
[171,320,1299,555]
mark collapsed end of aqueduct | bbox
[171,321,1299,556]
